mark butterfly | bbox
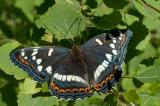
[10,29,132,100]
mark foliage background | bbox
[0,0,160,106]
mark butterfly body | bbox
[10,29,132,100]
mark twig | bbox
[141,0,160,13]
[122,76,134,79]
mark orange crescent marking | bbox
[66,89,72,93]
[51,82,56,89]
[95,84,101,90]
[79,88,86,93]
[73,88,78,93]
[59,89,65,93]
[54,86,59,92]
[101,80,107,86]
[109,74,114,80]
[85,87,90,92]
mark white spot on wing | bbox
[94,73,98,80]
[109,43,115,49]
[32,56,36,60]
[62,75,66,81]
[67,75,72,82]
[102,60,109,67]
[37,65,43,72]
[95,38,103,45]
[95,70,101,78]
[53,73,58,78]
[112,50,118,55]
[36,59,42,65]
[106,54,112,61]
[71,75,76,81]
[32,51,38,56]
[45,66,52,74]
[120,33,123,37]
[75,76,81,82]
[98,65,105,71]
[33,49,38,51]
[24,56,28,60]
[57,75,62,80]
[21,52,25,56]
[113,39,117,43]
[48,48,54,56]
[24,56,28,59]
[119,37,122,40]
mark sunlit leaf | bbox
[137,83,160,106]
[0,41,27,80]
[18,94,59,106]
[124,89,140,104]
[135,58,160,83]
[19,78,41,94]
[36,1,87,40]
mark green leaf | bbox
[135,0,160,17]
[36,1,87,40]
[135,58,160,83]
[143,17,160,30]
[134,1,149,17]
[87,94,105,106]
[128,43,156,75]
[137,83,160,106]
[91,0,113,16]
[139,93,160,106]
[0,93,7,106]
[41,82,49,93]
[124,89,140,104]
[122,14,139,26]
[136,35,150,51]
[18,94,59,106]
[138,83,160,95]
[15,0,36,22]
[141,43,156,59]
[128,55,144,75]
[121,78,136,91]
[0,41,27,80]
[85,0,98,9]
[0,78,8,89]
[103,0,129,9]
[19,78,41,94]
[75,99,89,106]
[92,11,122,29]
[104,94,117,106]
[34,0,44,6]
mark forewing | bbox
[81,29,132,93]
[49,54,92,100]
[10,46,71,82]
